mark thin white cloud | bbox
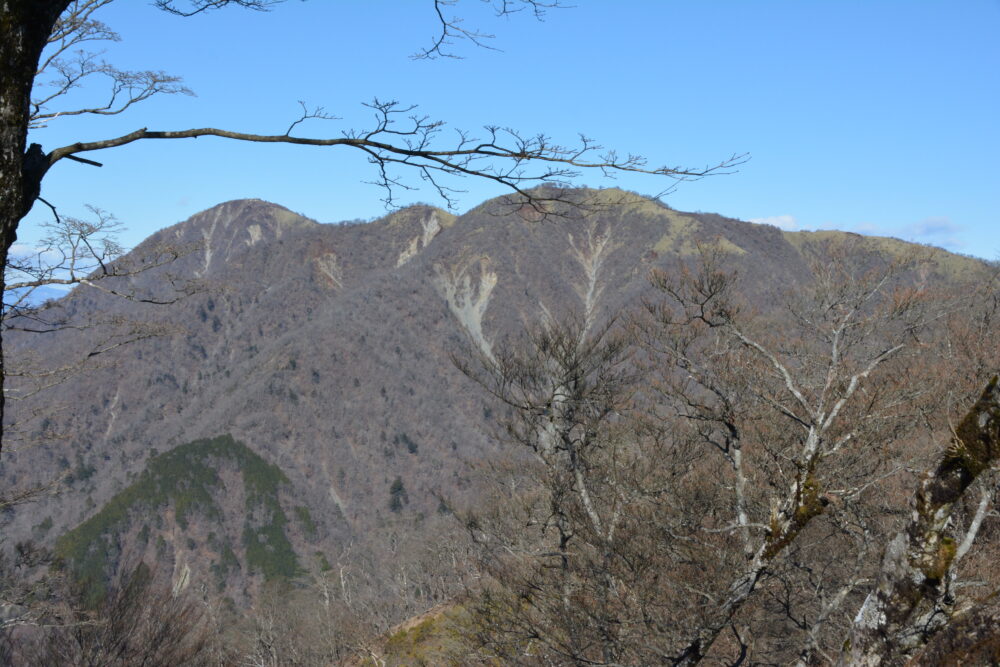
[749,214,798,231]
[899,217,965,250]
[8,243,62,264]
[838,217,965,251]
[9,243,44,255]
[850,222,880,234]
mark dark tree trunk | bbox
[0,1,71,455]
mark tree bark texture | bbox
[0,1,71,453]
[844,374,1000,665]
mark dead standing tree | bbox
[0,0,745,455]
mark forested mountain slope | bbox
[1,188,994,663]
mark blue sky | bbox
[24,1,1000,259]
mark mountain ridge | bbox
[2,187,991,611]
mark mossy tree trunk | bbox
[843,375,1000,665]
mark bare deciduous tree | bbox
[455,240,1000,665]
[638,242,941,664]
[2,562,213,666]
[456,315,699,664]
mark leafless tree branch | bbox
[414,0,565,60]
[41,99,746,216]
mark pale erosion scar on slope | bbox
[102,388,121,441]
[329,484,348,518]
[172,558,192,596]
[433,257,498,361]
[313,252,344,289]
[246,224,263,246]
[397,211,444,267]
[321,461,349,516]
[198,208,222,277]
[568,224,613,335]
[165,504,193,595]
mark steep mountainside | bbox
[0,188,987,603]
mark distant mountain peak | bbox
[143,199,318,277]
[157,199,315,243]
